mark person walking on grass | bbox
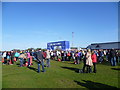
[86,49,93,73]
[36,49,45,73]
[91,50,97,73]
[46,49,51,67]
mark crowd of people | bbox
[0,49,51,73]
[49,49,120,73]
[0,48,120,73]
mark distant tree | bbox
[42,49,47,51]
[36,48,42,51]
[70,47,78,49]
[27,48,34,51]
[12,49,20,52]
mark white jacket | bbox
[86,52,93,66]
[46,51,50,59]
[3,52,6,57]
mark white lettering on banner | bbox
[50,43,61,46]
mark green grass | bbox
[2,60,120,88]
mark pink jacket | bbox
[91,54,97,63]
[27,52,31,58]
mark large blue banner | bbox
[47,41,70,50]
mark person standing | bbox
[0,51,2,62]
[11,50,15,65]
[67,51,71,61]
[61,51,64,61]
[19,52,26,67]
[50,51,54,60]
[75,51,79,64]
[27,51,31,67]
[105,49,109,61]
[56,50,59,60]
[71,50,75,62]
[82,50,87,73]
[110,49,117,66]
[33,50,37,61]
[98,50,104,63]
[86,49,93,73]
[91,50,97,73]
[36,49,45,73]
[6,51,11,65]
[53,51,56,60]
[46,50,51,67]
[107,49,111,62]
[118,50,120,64]
[2,51,7,64]
[62,51,67,62]
[14,51,20,62]
[42,50,47,61]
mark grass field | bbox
[2,60,120,88]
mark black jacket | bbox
[11,52,15,58]
[36,51,44,61]
[110,50,116,58]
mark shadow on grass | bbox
[67,62,75,64]
[61,66,80,73]
[97,61,111,66]
[111,68,120,71]
[74,80,118,89]
[28,67,38,73]
[16,63,21,67]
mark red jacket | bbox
[91,54,97,63]
[42,52,46,58]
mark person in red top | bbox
[91,50,97,73]
[67,51,71,61]
[42,50,47,60]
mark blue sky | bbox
[0,2,2,51]
[2,2,118,50]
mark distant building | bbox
[87,42,120,49]
[47,41,70,50]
